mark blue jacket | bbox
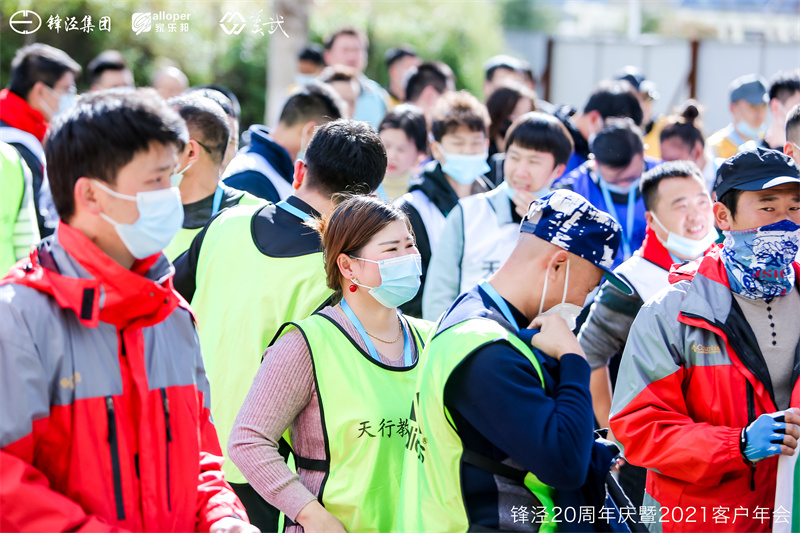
[553,159,660,269]
[222,125,294,203]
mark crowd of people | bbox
[1,24,800,533]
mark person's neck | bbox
[341,291,399,339]
[293,186,333,217]
[389,81,404,100]
[765,119,786,149]
[271,123,299,160]
[179,168,220,204]
[486,268,536,323]
[68,215,136,270]
[444,173,474,199]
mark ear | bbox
[549,163,566,183]
[292,159,306,190]
[300,120,317,150]
[785,141,795,160]
[769,98,781,117]
[714,201,732,231]
[337,253,358,281]
[430,140,443,163]
[549,249,569,277]
[184,140,201,167]
[74,177,102,216]
[644,211,654,228]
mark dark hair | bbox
[718,189,744,220]
[279,82,344,127]
[303,119,387,197]
[299,44,325,66]
[190,85,241,120]
[324,26,368,51]
[430,91,490,142]
[169,94,230,164]
[8,44,81,99]
[311,194,411,299]
[379,104,428,153]
[590,119,644,168]
[87,50,128,87]
[385,46,417,69]
[46,88,189,221]
[639,160,705,211]
[505,111,574,167]
[483,55,521,82]
[404,62,454,104]
[486,83,536,144]
[768,70,800,103]
[584,81,644,126]
[660,101,705,150]
[318,65,361,92]
[786,103,800,143]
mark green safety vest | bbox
[278,311,435,533]
[163,193,264,262]
[397,317,556,533]
[190,203,332,484]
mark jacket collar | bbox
[3,222,181,329]
[0,89,48,143]
[245,124,294,183]
[639,226,676,270]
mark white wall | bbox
[505,31,800,136]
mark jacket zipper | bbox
[746,381,757,491]
[106,396,126,520]
[160,388,172,511]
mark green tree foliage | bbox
[1,0,503,131]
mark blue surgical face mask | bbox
[499,181,552,200]
[350,253,422,308]
[596,167,640,195]
[94,180,184,260]
[722,219,800,300]
[439,146,490,185]
[295,74,317,86]
[650,213,719,260]
[170,161,193,187]
[736,119,766,140]
[43,85,77,122]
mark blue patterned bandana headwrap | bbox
[722,219,800,300]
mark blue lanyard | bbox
[479,281,519,333]
[597,178,636,260]
[276,200,313,221]
[340,299,412,366]
[211,185,224,216]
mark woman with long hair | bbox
[229,194,433,533]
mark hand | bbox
[295,500,347,533]
[511,189,539,219]
[209,516,260,533]
[528,314,585,360]
[741,408,800,463]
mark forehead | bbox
[442,126,485,141]
[656,176,706,201]
[507,144,554,159]
[54,71,76,89]
[331,34,363,50]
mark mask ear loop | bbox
[561,260,570,306]
[538,264,550,316]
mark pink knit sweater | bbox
[227,305,418,530]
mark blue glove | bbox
[741,411,789,463]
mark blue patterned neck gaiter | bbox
[721,219,800,300]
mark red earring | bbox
[349,281,357,292]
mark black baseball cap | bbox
[714,147,800,200]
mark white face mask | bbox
[650,213,719,260]
[538,259,582,331]
[170,161,193,187]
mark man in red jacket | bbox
[0,89,256,533]
[610,148,800,532]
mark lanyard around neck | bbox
[597,178,636,260]
[340,299,412,367]
[276,200,313,221]
[211,185,224,216]
[479,281,519,333]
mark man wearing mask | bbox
[611,148,800,532]
[764,70,800,152]
[422,112,573,320]
[555,120,659,268]
[579,161,717,507]
[222,82,343,203]
[395,90,492,317]
[0,44,81,238]
[0,89,255,533]
[163,94,263,261]
[707,74,769,160]
[398,190,631,532]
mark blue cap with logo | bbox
[729,74,768,105]
[520,190,633,294]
